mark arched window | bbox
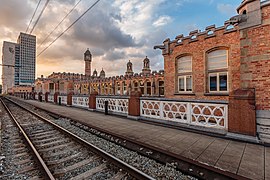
[139,81,144,94]
[176,56,192,92]
[207,49,228,92]
[122,82,127,95]
[105,84,108,94]
[146,81,151,95]
[158,80,164,96]
[133,81,139,91]
[101,84,105,95]
[116,82,120,95]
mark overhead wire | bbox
[30,0,51,34]
[37,0,101,57]
[26,0,42,33]
[38,0,82,49]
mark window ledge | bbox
[174,93,195,96]
[204,93,229,96]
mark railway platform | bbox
[13,99,270,180]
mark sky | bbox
[0,0,243,84]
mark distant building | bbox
[17,32,36,85]
[1,41,19,93]
[1,32,36,93]
[35,49,164,96]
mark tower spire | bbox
[84,48,92,76]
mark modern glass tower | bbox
[17,32,36,85]
[1,32,36,93]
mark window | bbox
[146,81,151,95]
[133,81,139,92]
[178,75,192,92]
[122,82,127,95]
[158,80,164,96]
[176,56,192,92]
[139,81,144,94]
[116,82,121,95]
[207,49,228,92]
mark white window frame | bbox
[178,75,193,92]
[177,56,193,93]
[207,49,229,93]
[122,82,127,95]
[208,72,228,93]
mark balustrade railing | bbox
[48,94,54,102]
[72,96,89,108]
[140,98,228,129]
[42,94,45,101]
[96,96,129,114]
[35,94,38,100]
[58,95,67,105]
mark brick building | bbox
[154,0,270,142]
[34,51,164,97]
[31,0,270,143]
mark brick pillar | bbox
[45,92,49,102]
[128,91,142,119]
[229,88,256,136]
[67,92,73,106]
[89,91,98,110]
[54,92,59,103]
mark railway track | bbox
[5,96,249,180]
[0,97,155,180]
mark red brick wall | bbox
[164,28,241,101]
[240,6,270,110]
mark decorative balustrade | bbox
[140,98,228,129]
[48,94,54,102]
[72,96,89,108]
[42,94,45,101]
[35,94,38,100]
[58,95,67,105]
[96,96,129,115]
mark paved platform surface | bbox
[18,99,270,180]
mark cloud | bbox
[0,0,173,82]
[153,15,173,27]
[217,3,237,16]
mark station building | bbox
[32,0,270,143]
[34,53,164,97]
[154,0,270,142]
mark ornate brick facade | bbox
[153,0,270,140]
[32,0,270,142]
[35,57,164,97]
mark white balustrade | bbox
[96,97,128,114]
[35,94,38,100]
[140,99,228,129]
[58,95,67,105]
[48,94,54,102]
[72,96,89,108]
[42,95,45,101]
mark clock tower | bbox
[84,48,92,76]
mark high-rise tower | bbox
[84,48,92,76]
[17,32,36,85]
[2,41,19,93]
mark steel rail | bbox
[4,97,155,180]
[15,97,249,180]
[0,98,55,180]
